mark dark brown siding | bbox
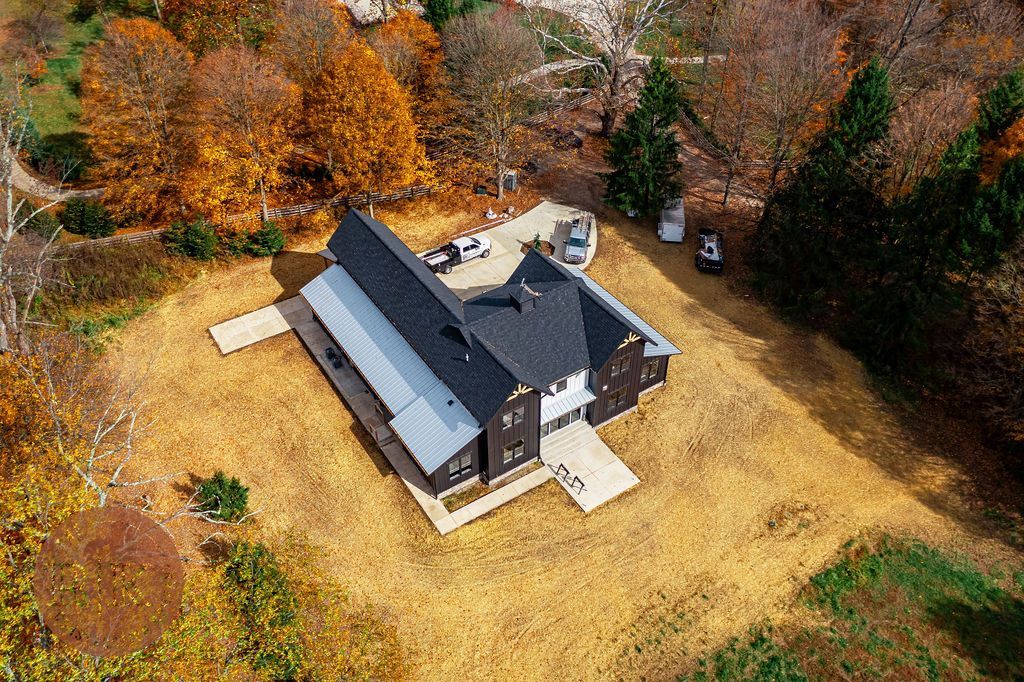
[431,435,483,496]
[639,355,669,391]
[590,340,645,425]
[483,389,540,480]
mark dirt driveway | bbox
[109,201,1022,680]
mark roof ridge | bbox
[347,209,466,322]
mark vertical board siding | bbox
[590,340,645,425]
[432,435,483,495]
[484,390,541,481]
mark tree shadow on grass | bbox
[929,595,1024,678]
[270,250,326,302]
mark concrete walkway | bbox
[209,296,310,354]
[436,201,598,299]
[541,422,640,513]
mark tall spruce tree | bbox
[603,56,682,217]
[423,0,455,30]
[752,58,892,315]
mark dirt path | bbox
[9,151,104,202]
[107,155,1022,680]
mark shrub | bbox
[196,470,249,522]
[224,541,303,679]
[246,221,286,257]
[60,198,116,239]
[217,228,250,258]
[165,218,217,260]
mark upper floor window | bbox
[501,405,525,429]
[610,355,631,377]
[551,378,568,394]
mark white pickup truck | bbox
[420,236,492,274]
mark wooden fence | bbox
[224,183,437,225]
[55,93,599,253]
[59,228,167,252]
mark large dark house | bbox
[301,210,680,498]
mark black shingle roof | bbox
[326,212,659,425]
[328,211,523,424]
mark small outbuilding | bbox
[658,197,686,243]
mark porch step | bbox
[540,422,596,461]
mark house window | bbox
[610,355,631,377]
[501,406,525,429]
[640,358,660,382]
[551,378,568,394]
[608,386,628,411]
[447,452,472,479]
[502,439,525,464]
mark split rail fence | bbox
[56,93,600,253]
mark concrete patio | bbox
[541,422,640,513]
[209,296,310,354]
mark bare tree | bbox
[1,63,64,356]
[884,80,973,197]
[272,0,352,89]
[444,12,546,201]
[15,337,181,507]
[523,0,685,135]
[9,0,69,55]
[747,0,843,191]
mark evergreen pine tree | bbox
[977,67,1024,141]
[423,0,455,31]
[602,56,682,217]
[752,58,892,315]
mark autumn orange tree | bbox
[163,0,277,56]
[183,46,301,223]
[81,18,192,224]
[369,10,449,139]
[305,39,426,202]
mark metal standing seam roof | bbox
[300,265,481,475]
[540,385,597,424]
[565,268,682,358]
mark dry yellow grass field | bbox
[107,181,1023,679]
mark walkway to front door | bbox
[540,421,640,513]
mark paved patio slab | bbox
[541,422,640,513]
[209,296,310,354]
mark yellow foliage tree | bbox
[369,10,448,136]
[182,46,301,223]
[305,39,426,199]
[80,18,193,224]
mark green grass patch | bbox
[39,241,197,344]
[25,15,104,177]
[679,625,807,682]
[679,537,1024,681]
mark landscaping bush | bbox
[165,218,217,260]
[217,228,250,258]
[223,541,303,679]
[196,471,250,522]
[15,201,61,240]
[246,221,286,257]
[59,198,115,239]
